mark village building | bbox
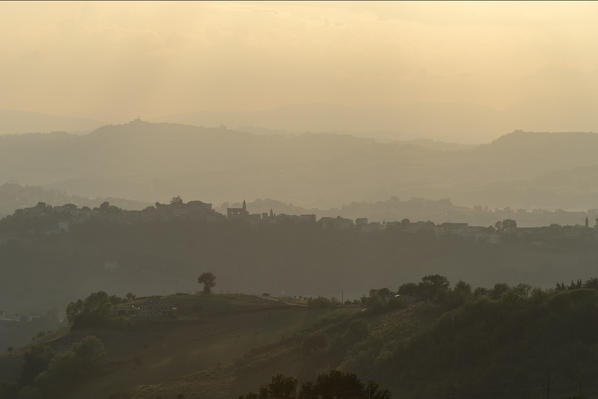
[116,296,178,319]
[318,216,354,230]
[355,218,369,225]
[435,222,469,236]
[358,222,386,232]
[227,200,249,218]
[186,200,212,211]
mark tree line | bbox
[239,370,391,399]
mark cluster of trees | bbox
[555,278,598,291]
[248,276,598,399]
[362,274,557,313]
[368,277,598,398]
[238,370,390,399]
[66,291,133,329]
[363,274,466,312]
[0,336,106,399]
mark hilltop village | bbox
[1,197,598,246]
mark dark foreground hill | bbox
[4,280,598,399]
[0,294,359,399]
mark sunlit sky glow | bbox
[2,2,598,141]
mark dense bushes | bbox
[307,297,339,308]
[286,276,598,399]
[66,291,126,329]
[363,274,470,312]
[238,370,391,399]
[375,282,598,398]
[0,336,106,399]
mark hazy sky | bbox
[2,2,598,142]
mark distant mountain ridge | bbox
[1,120,598,209]
[0,109,102,135]
[154,102,522,143]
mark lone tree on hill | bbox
[198,272,216,295]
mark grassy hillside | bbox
[1,294,358,399]
[7,281,598,399]
[122,284,598,399]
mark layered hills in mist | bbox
[2,120,598,210]
[0,110,102,135]
[0,183,147,218]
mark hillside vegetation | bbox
[129,279,598,399]
[6,278,598,399]
[0,294,357,399]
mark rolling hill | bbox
[0,294,359,399]
[5,283,598,399]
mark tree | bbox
[239,371,391,399]
[239,374,297,399]
[448,280,472,307]
[364,288,403,312]
[398,282,418,297]
[98,201,119,214]
[266,374,297,399]
[364,382,391,399]
[495,219,517,232]
[503,219,517,231]
[170,196,184,206]
[419,274,450,302]
[66,291,118,328]
[300,370,390,399]
[490,283,510,299]
[66,299,83,325]
[198,272,216,295]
